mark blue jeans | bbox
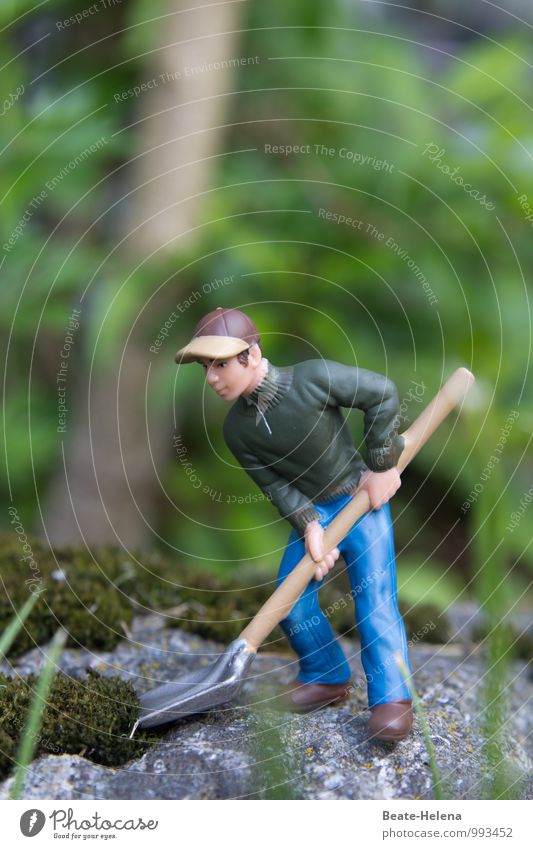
[276,494,411,706]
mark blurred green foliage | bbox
[1,0,531,616]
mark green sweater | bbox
[223,359,404,536]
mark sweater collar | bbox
[240,360,293,418]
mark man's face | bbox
[199,355,253,402]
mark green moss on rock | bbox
[0,534,133,657]
[0,670,152,780]
[0,531,454,658]
[0,532,276,652]
[0,724,16,779]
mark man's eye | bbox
[217,362,227,368]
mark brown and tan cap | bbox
[174,307,261,364]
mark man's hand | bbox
[357,467,401,509]
[304,520,341,581]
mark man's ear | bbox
[247,343,262,367]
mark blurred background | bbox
[1,0,532,625]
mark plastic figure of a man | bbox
[175,307,413,741]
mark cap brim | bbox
[174,335,250,364]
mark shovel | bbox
[132,367,474,734]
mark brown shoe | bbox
[368,699,413,742]
[275,681,351,713]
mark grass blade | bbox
[0,593,41,659]
[10,628,67,799]
[396,653,447,800]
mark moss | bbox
[0,670,152,780]
[0,531,454,658]
[0,675,17,778]
[0,534,133,657]
[0,529,263,655]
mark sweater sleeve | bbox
[223,426,319,536]
[313,360,404,471]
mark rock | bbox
[1,622,531,800]
[0,756,117,801]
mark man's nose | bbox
[206,368,218,385]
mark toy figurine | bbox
[174,307,413,741]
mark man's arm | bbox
[313,360,403,508]
[313,361,404,471]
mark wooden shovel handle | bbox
[239,367,474,652]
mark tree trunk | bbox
[43,0,241,547]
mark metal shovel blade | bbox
[135,639,256,730]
